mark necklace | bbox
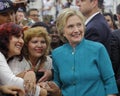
[28,60,41,72]
[27,59,45,72]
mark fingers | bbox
[45,81,61,96]
[7,90,17,95]
[37,81,61,96]
[47,81,58,88]
[1,85,23,95]
[24,80,36,95]
[10,86,24,92]
[10,87,25,95]
[38,75,47,82]
[38,69,45,72]
[38,69,52,82]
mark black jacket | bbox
[85,13,112,55]
[110,29,120,78]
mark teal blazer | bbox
[52,39,118,96]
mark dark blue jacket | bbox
[85,13,112,54]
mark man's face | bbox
[29,10,40,22]
[117,14,120,25]
[77,0,96,17]
[16,11,25,23]
[0,10,15,25]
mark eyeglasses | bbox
[30,14,40,17]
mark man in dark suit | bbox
[110,29,120,95]
[77,0,112,54]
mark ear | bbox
[91,0,98,8]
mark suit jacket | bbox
[85,13,112,54]
[110,29,120,92]
[110,29,120,78]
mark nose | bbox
[74,26,79,32]
[37,42,43,47]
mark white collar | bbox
[85,12,100,25]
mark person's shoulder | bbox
[89,13,106,24]
[52,44,66,54]
[85,39,105,49]
[0,52,6,60]
[46,56,52,61]
[112,29,120,37]
[112,29,120,34]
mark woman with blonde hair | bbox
[9,26,52,96]
[43,8,118,96]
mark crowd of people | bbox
[0,0,120,96]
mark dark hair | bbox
[31,22,50,33]
[98,0,104,9]
[16,8,26,16]
[116,4,120,15]
[0,22,23,58]
[26,8,39,16]
[103,12,118,30]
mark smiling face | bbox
[50,25,60,43]
[28,36,47,59]
[29,10,40,22]
[8,33,24,58]
[63,15,84,47]
[0,11,15,25]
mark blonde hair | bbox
[56,8,85,42]
[23,27,51,59]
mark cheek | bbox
[63,29,69,38]
[0,18,6,24]
[27,44,34,52]
[43,44,47,50]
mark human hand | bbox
[38,69,52,82]
[0,85,25,96]
[38,82,50,89]
[16,71,27,78]
[37,82,49,96]
[45,81,61,96]
[23,71,36,95]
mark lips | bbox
[35,48,43,53]
[71,33,81,37]
[15,44,23,50]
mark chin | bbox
[15,51,21,55]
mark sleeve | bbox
[0,52,24,89]
[96,45,118,95]
[35,85,40,96]
[45,56,53,69]
[52,52,62,88]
